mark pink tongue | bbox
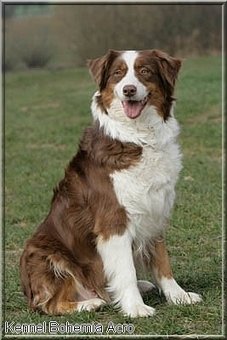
[122,101,144,119]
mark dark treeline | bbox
[4,4,222,70]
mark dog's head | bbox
[88,49,181,122]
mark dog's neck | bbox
[91,91,180,148]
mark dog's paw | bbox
[166,290,202,305]
[77,298,106,312]
[137,280,155,295]
[123,303,155,318]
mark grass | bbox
[4,55,222,337]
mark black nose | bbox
[123,85,137,97]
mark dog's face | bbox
[88,49,181,121]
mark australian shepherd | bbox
[20,49,201,317]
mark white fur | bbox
[110,115,182,255]
[92,91,180,146]
[92,94,182,254]
[97,231,155,317]
[77,298,106,312]
[158,277,202,305]
[114,51,148,102]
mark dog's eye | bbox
[113,69,123,76]
[140,67,150,75]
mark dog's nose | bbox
[123,85,137,97]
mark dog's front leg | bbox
[152,238,202,304]
[97,230,155,317]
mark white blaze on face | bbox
[114,51,149,119]
[114,51,148,101]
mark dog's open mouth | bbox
[122,95,149,119]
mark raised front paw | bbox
[166,290,202,305]
[123,303,155,318]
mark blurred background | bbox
[4,3,222,71]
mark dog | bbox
[20,49,202,317]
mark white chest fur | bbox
[111,140,182,246]
[92,94,182,248]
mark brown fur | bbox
[87,50,122,91]
[20,124,142,315]
[151,239,173,280]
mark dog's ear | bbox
[87,50,119,90]
[151,49,182,91]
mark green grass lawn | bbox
[4,55,222,336]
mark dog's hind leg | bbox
[41,278,105,315]
[31,276,106,315]
[137,280,155,295]
[40,276,78,315]
[77,298,106,312]
[20,249,106,315]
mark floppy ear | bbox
[87,55,107,87]
[152,50,182,91]
[87,50,119,91]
